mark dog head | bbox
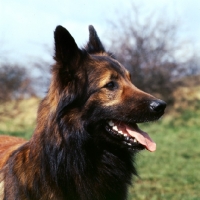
[50,25,166,153]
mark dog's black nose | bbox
[149,100,166,113]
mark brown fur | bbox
[0,25,166,200]
[0,136,26,169]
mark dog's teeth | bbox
[129,138,138,144]
[125,136,130,141]
[118,130,123,134]
[108,120,114,127]
[112,126,118,131]
[122,141,132,146]
[123,134,127,137]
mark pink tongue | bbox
[125,124,156,152]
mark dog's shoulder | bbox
[0,136,27,168]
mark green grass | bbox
[1,99,200,199]
[0,98,39,139]
[128,107,200,200]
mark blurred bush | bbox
[0,64,35,102]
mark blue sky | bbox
[0,0,200,64]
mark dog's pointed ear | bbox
[54,25,80,64]
[85,25,105,54]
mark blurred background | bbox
[0,0,200,199]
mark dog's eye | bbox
[105,81,117,90]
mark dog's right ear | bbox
[85,25,105,54]
[54,25,80,65]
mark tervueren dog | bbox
[0,25,166,200]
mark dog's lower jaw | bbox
[105,125,145,152]
[104,119,156,152]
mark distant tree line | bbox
[0,4,200,107]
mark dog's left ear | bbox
[85,25,105,54]
[54,25,80,65]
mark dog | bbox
[0,25,166,200]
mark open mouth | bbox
[105,120,156,152]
